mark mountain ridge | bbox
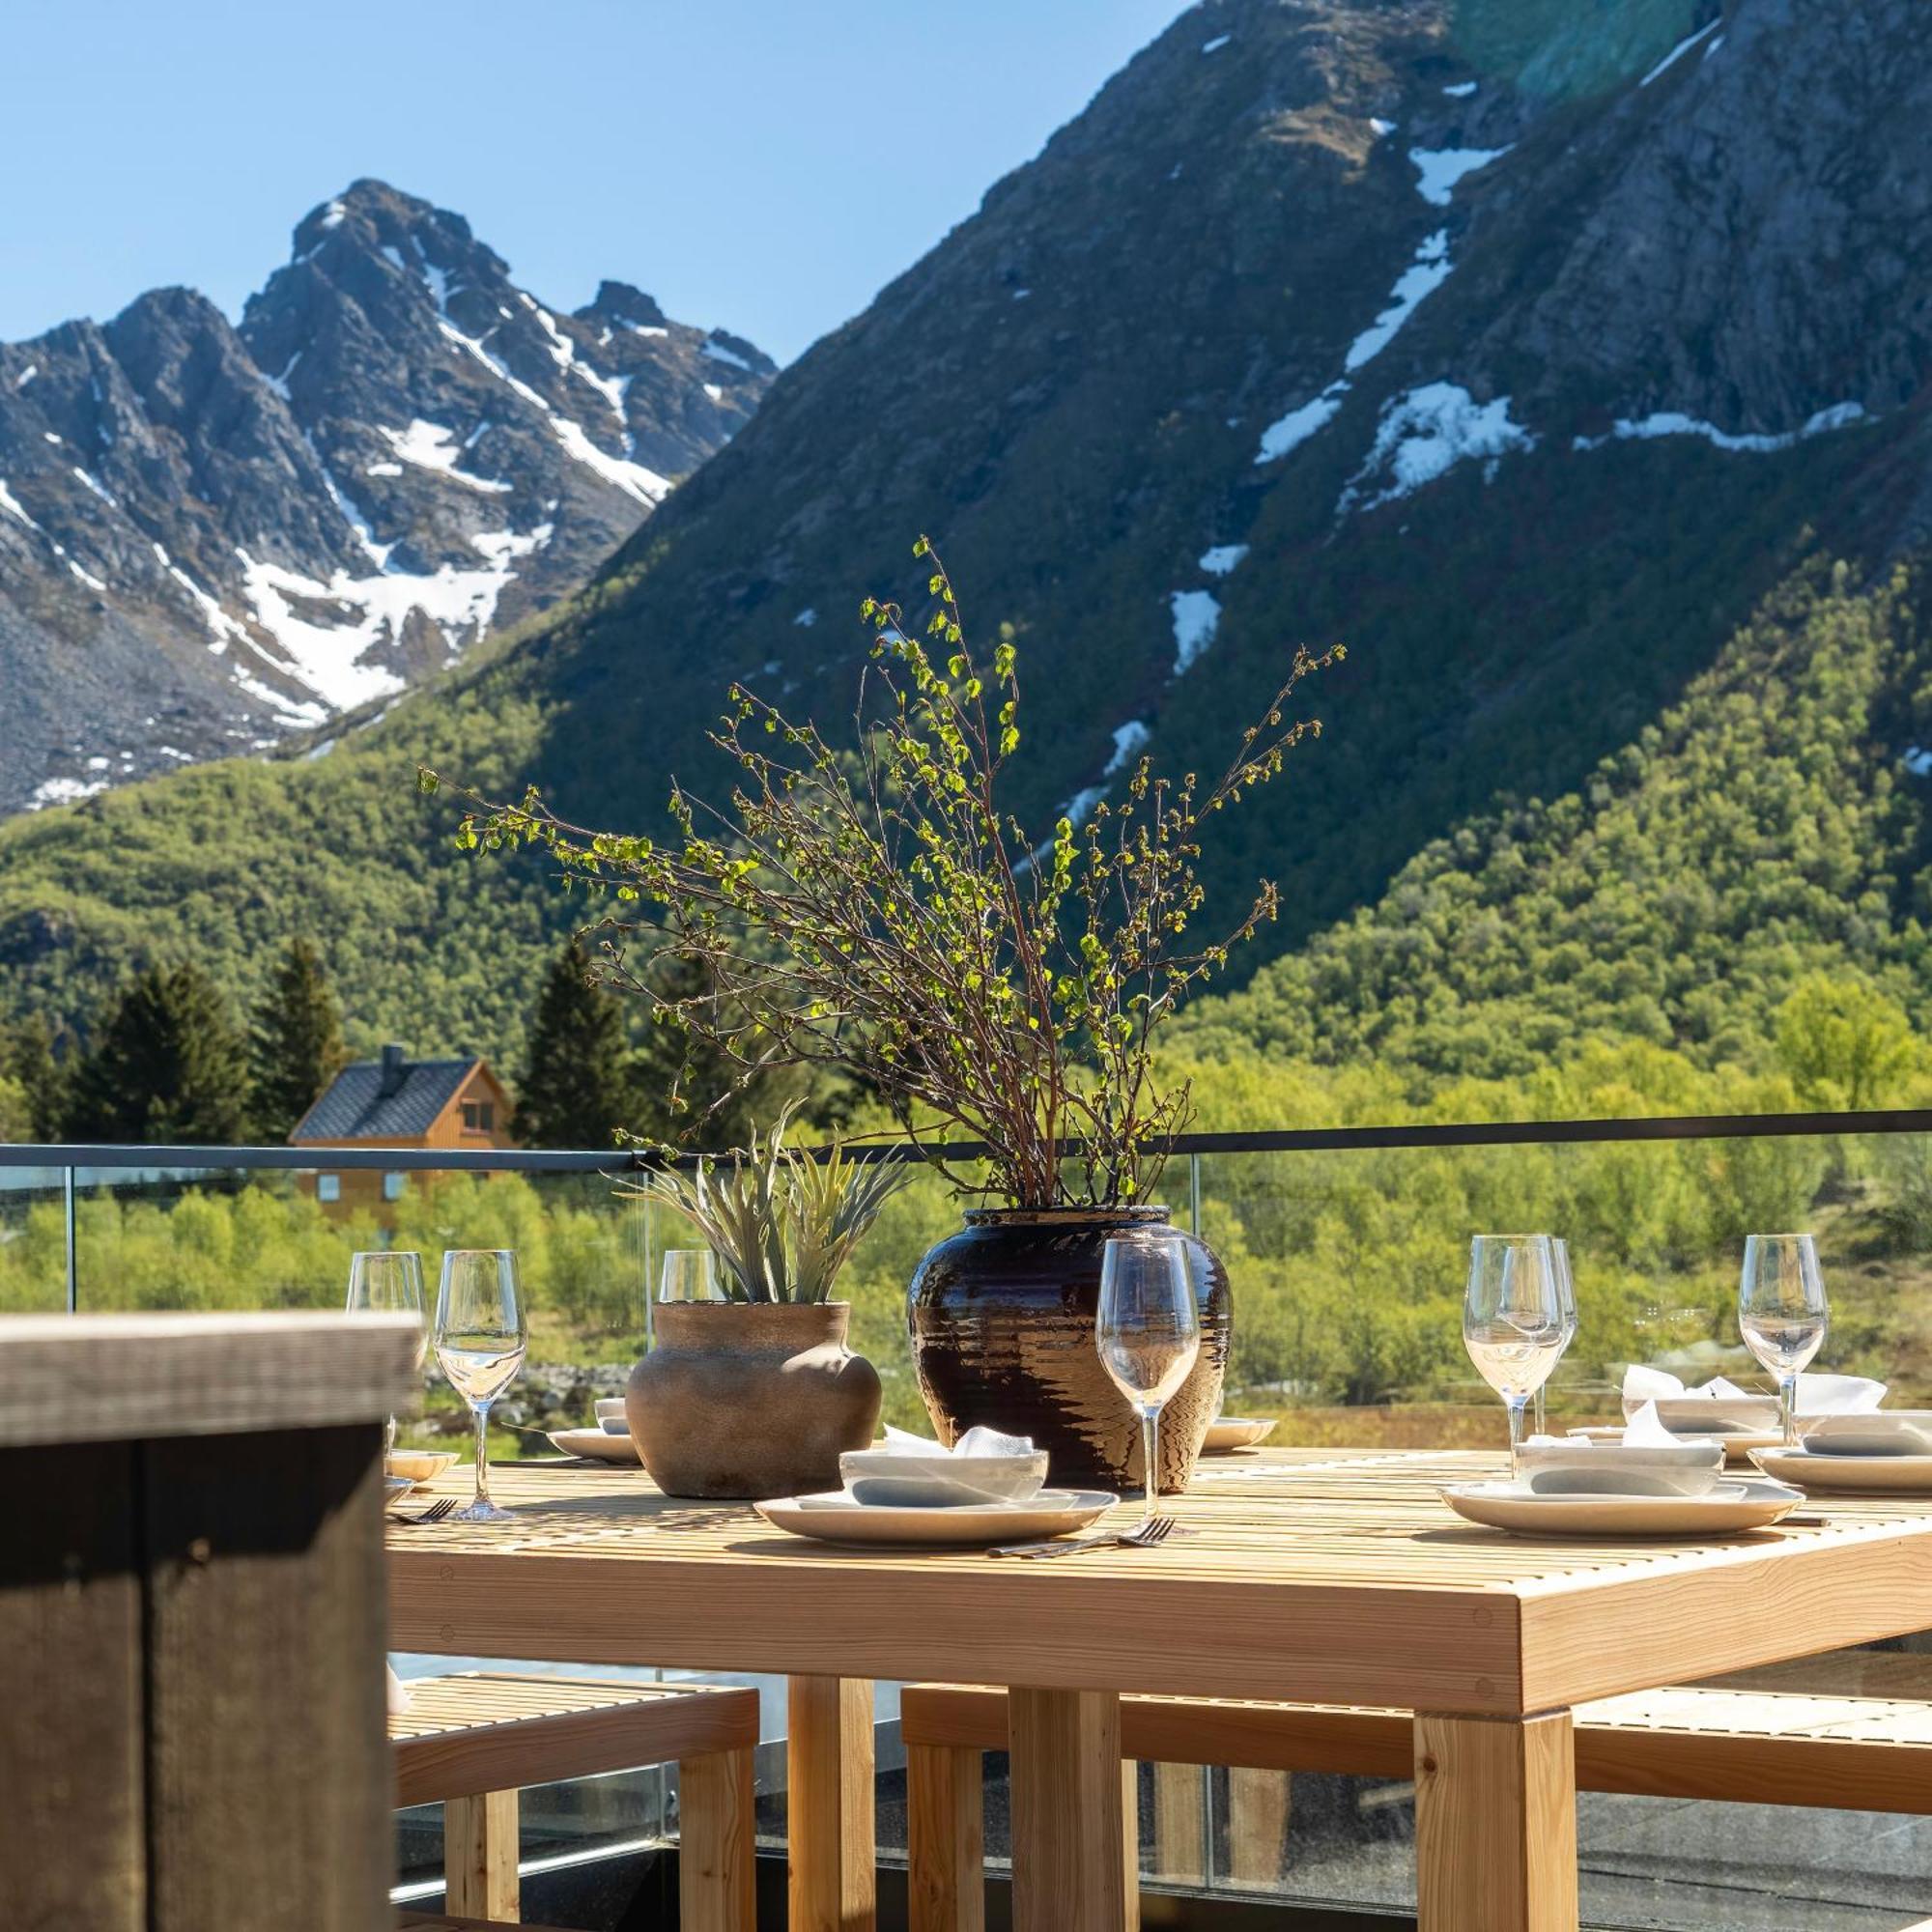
[4,0,1931,1101]
[0,179,774,812]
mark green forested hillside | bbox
[1176,561,1932,1077]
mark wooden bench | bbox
[393,1671,759,1929]
[902,1679,1932,1930]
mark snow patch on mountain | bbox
[1104,720,1152,773]
[1574,402,1865,455]
[1345,230,1451,372]
[1199,544,1249,576]
[1170,589,1221,673]
[1256,385,1347,464]
[378,419,512,493]
[1641,17,1720,86]
[1409,146,1512,207]
[1340,384,1535,515]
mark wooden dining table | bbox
[386,1446,1932,1932]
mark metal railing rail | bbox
[6,1104,1932,1173]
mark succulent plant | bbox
[624,1107,910,1303]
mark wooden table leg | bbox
[1009,1688,1127,1932]
[1414,1711,1577,1932]
[907,1740,983,1932]
[680,1745,756,1932]
[444,1789,519,1919]
[788,1675,876,1932]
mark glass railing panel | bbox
[0,1165,70,1313]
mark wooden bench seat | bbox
[393,1671,757,1929]
[903,1680,1932,1929]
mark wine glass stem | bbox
[1531,1385,1547,1438]
[1506,1394,1529,1479]
[384,1413,398,1463]
[1779,1373,1799,1447]
[1140,1404,1160,1523]
[472,1403,492,1507]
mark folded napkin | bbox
[1621,1365,1886,1415]
[1622,1400,1678,1445]
[386,1665,412,1716]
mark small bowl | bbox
[386,1450,459,1486]
[1519,1438,1725,1497]
[595,1397,631,1435]
[838,1447,1049,1509]
[1800,1410,1932,1457]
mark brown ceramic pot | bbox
[626,1300,882,1500]
[906,1207,1229,1492]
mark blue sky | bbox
[0,0,1191,364]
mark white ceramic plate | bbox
[1440,1477,1803,1537]
[548,1427,642,1465]
[838,1446,1049,1507]
[1800,1411,1932,1457]
[755,1488,1118,1548]
[1751,1445,1932,1492]
[1203,1416,1278,1453]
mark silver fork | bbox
[388,1497,458,1527]
[990,1516,1179,1560]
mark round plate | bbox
[755,1488,1118,1548]
[548,1427,642,1465]
[1440,1477,1802,1537]
[1751,1445,1932,1492]
[1203,1416,1277,1453]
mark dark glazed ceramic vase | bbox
[907,1207,1230,1492]
[626,1300,882,1500]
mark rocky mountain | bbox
[0,180,773,813]
[5,0,1932,1081]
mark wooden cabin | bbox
[290,1044,513,1218]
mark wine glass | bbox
[1530,1237,1579,1439]
[1096,1235,1201,1524]
[1739,1234,1828,1446]
[660,1248,724,1303]
[346,1250,426,1463]
[1463,1235,1567,1478]
[433,1249,527,1523]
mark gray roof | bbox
[291,1054,481,1142]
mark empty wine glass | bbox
[346,1250,426,1463]
[1531,1237,1579,1439]
[1096,1235,1201,1524]
[1739,1234,1828,1446]
[660,1248,724,1303]
[434,1249,527,1523]
[1463,1235,1567,1478]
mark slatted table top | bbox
[387,1447,1932,1716]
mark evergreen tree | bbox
[514,938,639,1148]
[65,963,252,1145]
[5,1015,66,1141]
[249,939,347,1140]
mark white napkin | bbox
[883,1423,1036,1457]
[1621,1366,1885,1414]
[386,1665,412,1716]
[1621,1401,1678,1445]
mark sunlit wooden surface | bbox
[388,1447,1932,1932]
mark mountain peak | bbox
[288,179,506,282]
[580,279,668,328]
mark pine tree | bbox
[514,937,639,1148]
[5,1015,66,1141]
[249,939,347,1140]
[65,963,253,1145]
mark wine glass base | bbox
[450,1499,516,1523]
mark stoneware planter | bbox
[907,1206,1230,1492]
[626,1300,882,1500]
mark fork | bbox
[989,1516,1180,1560]
[387,1497,458,1526]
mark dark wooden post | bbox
[0,1311,418,1931]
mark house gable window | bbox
[317,1174,341,1203]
